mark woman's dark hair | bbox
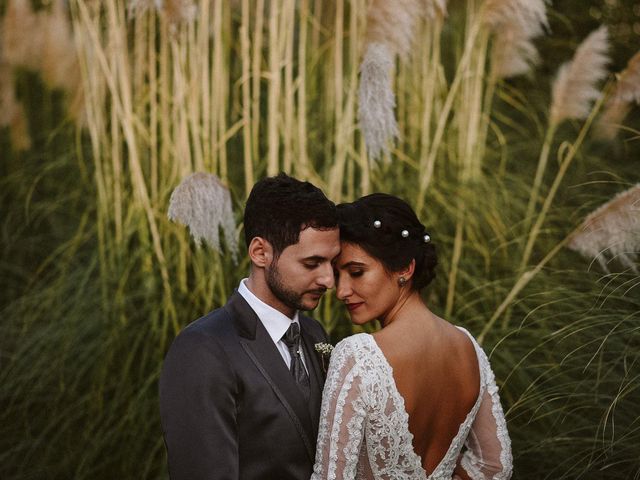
[244,173,337,256]
[337,193,437,290]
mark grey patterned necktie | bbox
[282,322,310,398]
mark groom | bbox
[160,173,340,480]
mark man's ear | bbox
[248,237,273,268]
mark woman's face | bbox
[334,242,402,325]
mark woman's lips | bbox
[346,302,363,312]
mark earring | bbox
[398,276,407,287]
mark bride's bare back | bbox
[374,314,480,474]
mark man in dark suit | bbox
[160,174,341,480]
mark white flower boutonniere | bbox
[314,342,334,375]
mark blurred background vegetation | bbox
[1,0,639,479]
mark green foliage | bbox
[1,1,639,479]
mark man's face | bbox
[265,227,340,311]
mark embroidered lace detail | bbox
[311,330,513,480]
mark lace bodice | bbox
[311,329,512,480]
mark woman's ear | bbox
[248,237,273,268]
[398,259,416,282]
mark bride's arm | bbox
[311,338,367,480]
[455,350,513,480]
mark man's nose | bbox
[336,276,351,300]
[316,263,335,289]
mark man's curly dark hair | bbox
[244,173,338,257]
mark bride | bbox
[312,194,512,480]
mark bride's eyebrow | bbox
[339,261,366,269]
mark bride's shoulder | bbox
[334,332,374,352]
[454,325,482,351]
[453,325,494,375]
[331,333,377,364]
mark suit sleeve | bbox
[159,329,239,480]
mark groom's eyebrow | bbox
[302,255,328,262]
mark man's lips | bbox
[346,302,363,312]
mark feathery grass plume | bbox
[1,0,44,70]
[365,0,446,59]
[358,43,399,161]
[9,102,32,151]
[568,184,640,273]
[0,62,14,127]
[484,0,548,79]
[0,61,31,150]
[129,0,196,26]
[40,0,81,92]
[482,0,547,35]
[550,26,610,126]
[128,0,161,17]
[359,0,447,160]
[163,0,198,25]
[168,173,238,261]
[595,51,640,140]
[490,31,540,79]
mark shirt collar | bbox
[238,278,299,344]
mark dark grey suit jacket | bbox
[159,291,329,480]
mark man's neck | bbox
[245,275,296,319]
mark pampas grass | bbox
[364,0,446,58]
[358,0,447,160]
[568,184,640,272]
[596,50,640,140]
[129,0,197,25]
[485,0,548,79]
[168,172,238,261]
[550,26,610,126]
[41,0,81,92]
[524,26,610,245]
[1,0,83,125]
[1,0,43,70]
[0,61,31,151]
[358,42,398,160]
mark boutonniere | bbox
[314,342,334,374]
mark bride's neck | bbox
[380,291,426,328]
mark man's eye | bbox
[303,263,319,270]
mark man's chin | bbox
[298,294,324,311]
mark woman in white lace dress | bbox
[312,194,512,480]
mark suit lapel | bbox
[225,292,316,462]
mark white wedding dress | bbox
[311,328,512,480]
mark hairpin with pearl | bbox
[372,220,431,243]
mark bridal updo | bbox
[337,193,437,291]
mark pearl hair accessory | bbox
[371,220,432,243]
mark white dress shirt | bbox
[238,278,308,371]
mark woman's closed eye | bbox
[349,270,364,278]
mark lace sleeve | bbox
[456,348,513,480]
[311,337,368,480]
